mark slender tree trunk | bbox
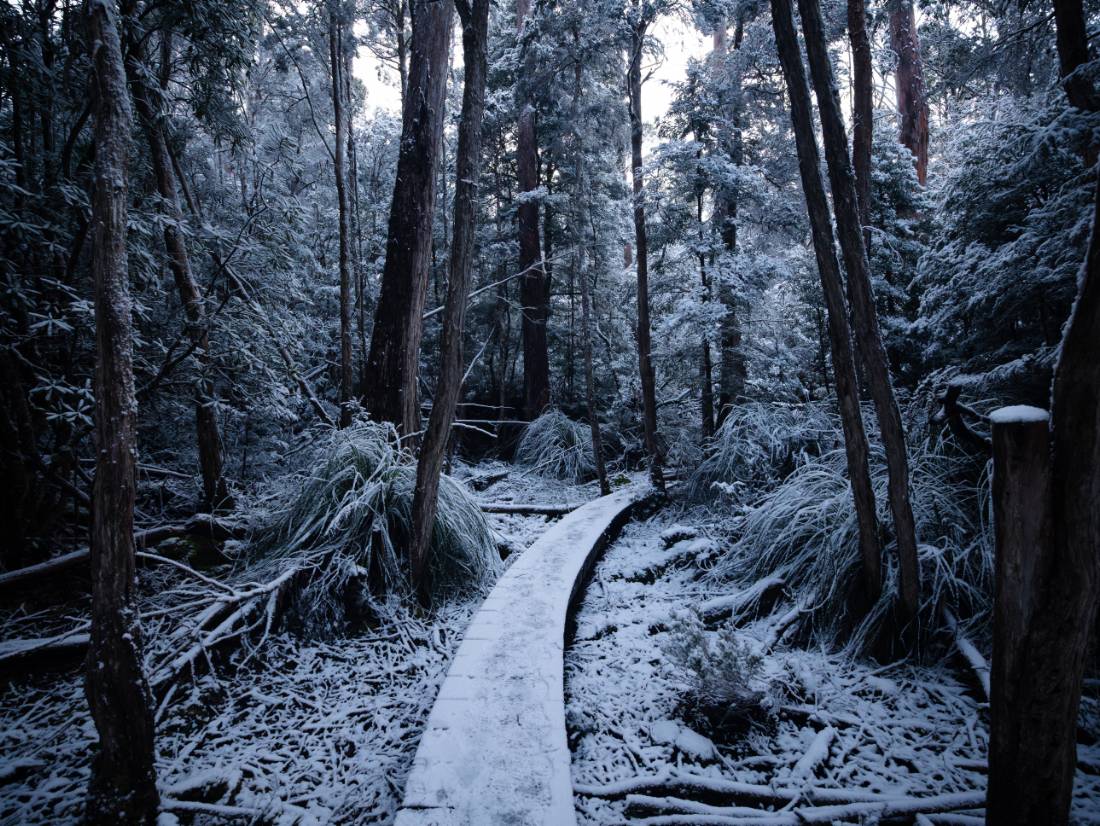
[889,0,928,185]
[770,0,882,607]
[711,19,748,425]
[363,0,454,437]
[847,0,873,231]
[329,1,355,428]
[127,43,230,511]
[571,34,610,496]
[516,0,550,418]
[798,0,921,623]
[698,194,715,442]
[84,0,159,819]
[628,13,664,490]
[409,0,490,596]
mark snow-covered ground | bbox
[0,471,581,825]
[566,508,1100,824]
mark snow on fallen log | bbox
[478,501,581,515]
[789,725,836,782]
[0,629,90,672]
[942,606,990,702]
[596,778,986,824]
[700,576,785,624]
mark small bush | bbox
[254,421,500,630]
[664,611,766,721]
[515,409,595,482]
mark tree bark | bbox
[408,0,490,596]
[516,0,550,419]
[986,173,1100,824]
[711,18,748,426]
[798,0,921,622]
[847,0,873,230]
[628,10,664,490]
[329,1,355,428]
[770,0,882,607]
[888,0,928,185]
[127,40,230,511]
[571,35,610,496]
[364,0,453,438]
[1053,0,1099,111]
[84,0,159,819]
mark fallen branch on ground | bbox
[479,502,579,515]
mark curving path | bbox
[394,483,652,826]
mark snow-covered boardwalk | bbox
[395,483,651,826]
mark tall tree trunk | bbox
[711,19,748,425]
[770,0,883,608]
[408,0,490,596]
[798,0,921,623]
[628,12,664,490]
[847,0,873,231]
[84,0,159,819]
[363,0,454,437]
[516,0,550,418]
[698,193,715,442]
[571,33,610,496]
[889,0,928,185]
[329,1,355,428]
[127,41,230,511]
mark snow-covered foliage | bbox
[515,409,597,482]
[712,440,992,652]
[689,401,836,498]
[254,422,500,627]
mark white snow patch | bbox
[989,405,1049,424]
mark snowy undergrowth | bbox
[565,508,1100,824]
[0,473,578,825]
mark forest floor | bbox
[0,464,596,825]
[566,505,1100,825]
[5,468,1100,824]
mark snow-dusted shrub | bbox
[255,421,500,629]
[712,440,991,653]
[664,612,766,723]
[515,409,595,482]
[688,401,837,499]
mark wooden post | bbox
[987,405,1052,825]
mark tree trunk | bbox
[408,0,491,596]
[770,0,882,607]
[571,34,610,496]
[84,0,159,819]
[798,0,921,623]
[888,0,928,185]
[847,0,873,231]
[516,0,550,419]
[628,13,664,490]
[986,158,1100,822]
[329,1,355,428]
[363,0,454,437]
[711,18,748,426]
[698,191,715,441]
[127,42,230,511]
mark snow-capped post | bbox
[987,404,1051,824]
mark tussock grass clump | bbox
[689,402,837,500]
[712,438,991,653]
[255,422,500,630]
[515,409,595,482]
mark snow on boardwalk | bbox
[395,483,651,826]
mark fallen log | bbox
[0,630,90,675]
[479,502,580,516]
[0,514,249,597]
[700,576,786,625]
[942,606,990,702]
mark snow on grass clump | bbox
[254,421,499,630]
[515,409,596,482]
[711,441,992,652]
[689,402,837,500]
